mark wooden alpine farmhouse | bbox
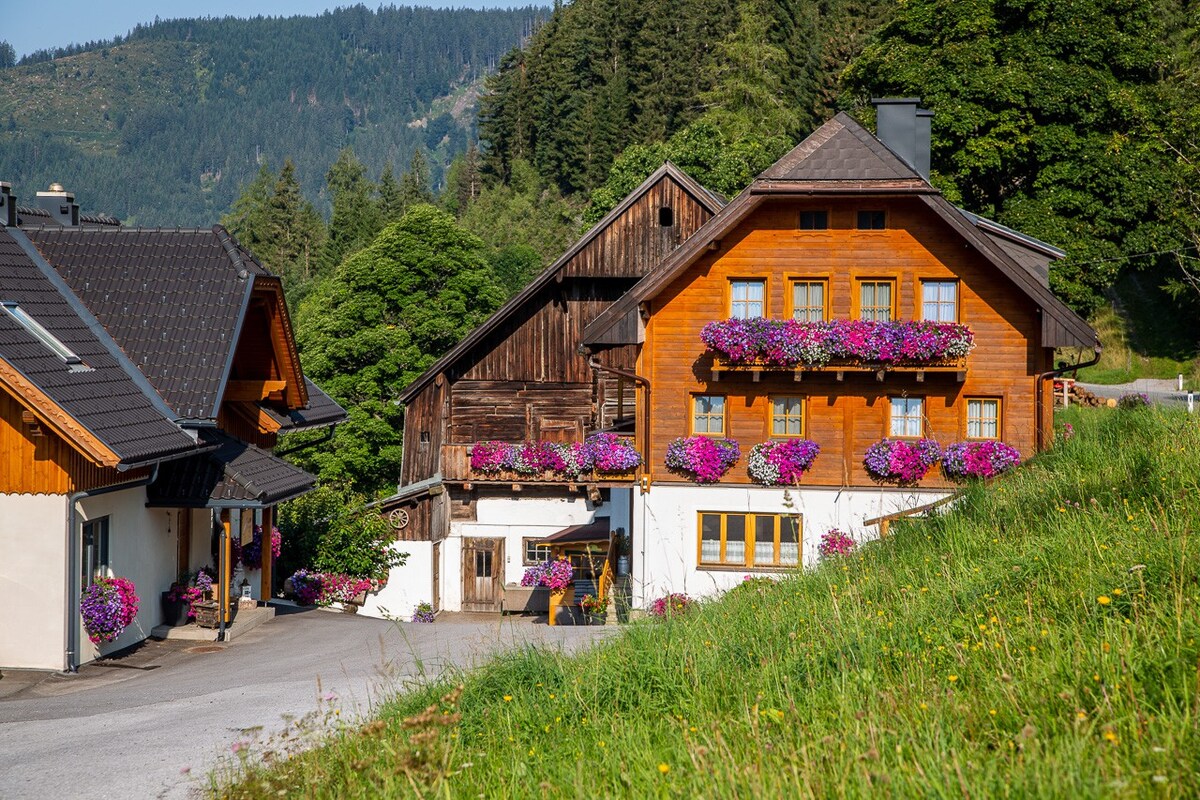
[380,98,1100,617]
[0,183,344,670]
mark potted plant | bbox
[615,530,631,577]
[747,439,820,485]
[863,438,941,483]
[664,436,740,483]
[941,441,1021,481]
[579,593,606,624]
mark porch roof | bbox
[533,520,611,545]
[145,429,315,509]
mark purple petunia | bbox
[702,318,974,366]
[470,434,641,478]
[747,439,820,485]
[863,438,942,483]
[941,441,1021,480]
[665,436,740,483]
[80,576,140,644]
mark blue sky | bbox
[5,1,529,58]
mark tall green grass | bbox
[222,407,1200,799]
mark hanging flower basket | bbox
[747,439,820,485]
[665,436,740,483]
[80,577,139,644]
[941,441,1021,480]
[701,318,973,367]
[863,438,942,483]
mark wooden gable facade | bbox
[388,164,722,539]
[583,113,1100,493]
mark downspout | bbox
[64,463,160,674]
[1035,344,1102,451]
[586,357,651,488]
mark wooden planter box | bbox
[193,599,237,628]
[503,584,549,614]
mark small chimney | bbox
[35,183,79,227]
[872,98,933,181]
[0,182,14,228]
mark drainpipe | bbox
[586,356,652,488]
[1035,345,1102,451]
[64,464,160,673]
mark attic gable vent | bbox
[1,302,90,371]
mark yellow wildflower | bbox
[658,763,670,774]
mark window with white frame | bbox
[730,279,765,319]
[889,396,924,437]
[922,280,958,322]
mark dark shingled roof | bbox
[146,430,316,508]
[0,229,200,464]
[25,225,270,420]
[264,378,347,431]
[759,113,923,183]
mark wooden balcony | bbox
[710,358,967,383]
[440,444,639,489]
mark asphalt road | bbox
[0,608,612,799]
[1077,379,1197,409]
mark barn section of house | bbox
[581,103,1099,603]
[0,183,344,671]
[369,164,723,619]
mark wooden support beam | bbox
[260,506,273,601]
[751,371,760,383]
[793,370,803,382]
[711,370,720,382]
[511,483,522,492]
[221,510,233,624]
[224,380,288,401]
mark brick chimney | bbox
[872,98,933,182]
[0,182,14,227]
[35,183,79,227]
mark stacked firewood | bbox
[1053,380,1105,407]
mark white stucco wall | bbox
[631,484,951,608]
[0,494,68,670]
[360,540,431,621]
[76,488,177,664]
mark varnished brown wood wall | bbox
[398,175,719,488]
[644,198,1047,489]
[0,390,141,494]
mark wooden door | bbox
[461,538,503,612]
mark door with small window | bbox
[461,538,504,613]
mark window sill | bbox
[697,564,799,574]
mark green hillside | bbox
[0,5,545,225]
[220,405,1200,797]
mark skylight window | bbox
[1,302,84,366]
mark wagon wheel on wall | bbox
[388,508,410,530]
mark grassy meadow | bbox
[220,406,1200,798]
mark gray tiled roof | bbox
[0,229,200,464]
[760,112,923,182]
[25,226,270,420]
[264,378,347,431]
[146,429,316,508]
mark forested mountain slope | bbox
[0,5,544,225]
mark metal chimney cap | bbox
[0,182,11,190]
[49,182,64,192]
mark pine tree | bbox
[378,161,404,223]
[221,161,276,264]
[266,159,326,295]
[456,143,482,214]
[399,150,433,208]
[318,147,382,276]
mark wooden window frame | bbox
[920,279,960,323]
[727,277,768,320]
[697,511,802,570]
[853,277,898,322]
[857,209,887,230]
[786,276,830,322]
[522,537,552,566]
[887,395,926,439]
[767,395,807,438]
[798,209,830,231]
[690,394,727,436]
[964,396,1003,440]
